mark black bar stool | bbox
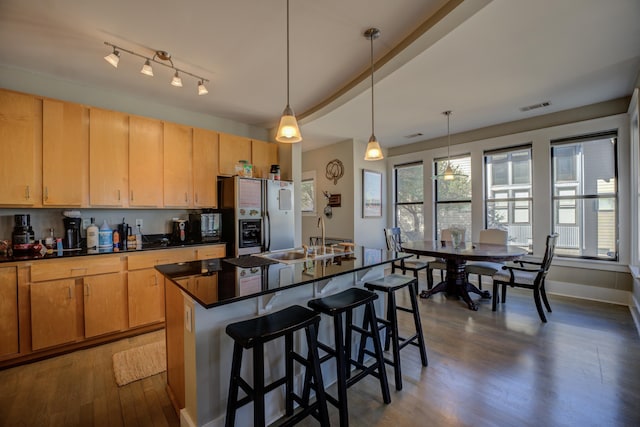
[307,287,391,427]
[224,305,329,427]
[359,274,428,391]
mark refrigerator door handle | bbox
[264,212,270,251]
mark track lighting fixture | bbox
[103,42,209,95]
[275,0,302,143]
[364,27,383,161]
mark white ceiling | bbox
[1,0,639,153]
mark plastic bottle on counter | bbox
[86,218,99,249]
[98,220,113,249]
[113,229,120,251]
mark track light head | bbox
[171,71,183,87]
[198,81,208,95]
[104,49,120,68]
[140,59,154,76]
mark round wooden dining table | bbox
[401,240,527,311]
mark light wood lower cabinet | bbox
[31,278,79,351]
[0,267,19,357]
[84,272,127,338]
[128,268,165,328]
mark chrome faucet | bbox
[317,216,325,252]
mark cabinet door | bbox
[251,139,279,178]
[0,90,40,206]
[42,99,89,206]
[0,267,19,357]
[89,108,129,206]
[128,268,165,327]
[31,278,78,351]
[218,133,251,176]
[163,122,192,207]
[193,127,218,208]
[84,272,127,338]
[129,116,163,207]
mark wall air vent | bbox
[404,132,424,138]
[520,101,551,112]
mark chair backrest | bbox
[384,227,402,251]
[440,228,465,242]
[541,233,559,272]
[479,229,508,245]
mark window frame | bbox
[550,131,619,261]
[393,161,424,241]
[434,154,472,239]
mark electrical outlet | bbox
[82,218,91,229]
[135,219,143,229]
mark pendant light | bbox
[275,0,302,143]
[364,27,383,161]
[432,110,467,180]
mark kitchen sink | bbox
[254,246,353,265]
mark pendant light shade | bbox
[171,70,183,87]
[364,27,383,161]
[432,110,467,180]
[276,0,302,143]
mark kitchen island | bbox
[156,247,411,427]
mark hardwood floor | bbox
[1,284,639,427]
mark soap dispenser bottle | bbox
[86,218,99,249]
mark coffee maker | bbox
[171,219,188,244]
[63,217,82,250]
[12,214,35,253]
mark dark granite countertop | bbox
[155,247,410,309]
[0,239,226,263]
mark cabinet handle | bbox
[25,185,30,200]
[68,286,73,299]
[185,192,188,203]
[195,193,198,203]
[44,187,48,201]
[85,283,91,296]
[117,189,121,201]
[131,190,134,201]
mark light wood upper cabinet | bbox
[0,267,19,357]
[193,127,218,207]
[129,116,163,207]
[0,90,41,206]
[218,132,251,176]
[84,272,127,338]
[251,139,279,178]
[42,99,89,206]
[31,278,79,351]
[164,122,193,207]
[89,108,129,206]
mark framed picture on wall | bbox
[362,169,382,217]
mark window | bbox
[300,171,315,214]
[484,146,533,250]
[435,155,471,239]
[394,162,423,241]
[551,132,618,260]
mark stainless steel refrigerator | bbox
[219,177,295,256]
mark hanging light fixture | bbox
[275,0,302,143]
[432,110,467,180]
[104,47,120,68]
[364,27,383,161]
[103,42,209,95]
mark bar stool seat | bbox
[307,287,390,427]
[225,305,328,427]
[360,274,428,391]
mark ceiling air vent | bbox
[520,101,551,112]
[404,132,423,138]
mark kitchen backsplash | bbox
[0,208,195,242]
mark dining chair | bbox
[384,228,433,293]
[464,229,508,290]
[491,233,558,322]
[426,228,464,290]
